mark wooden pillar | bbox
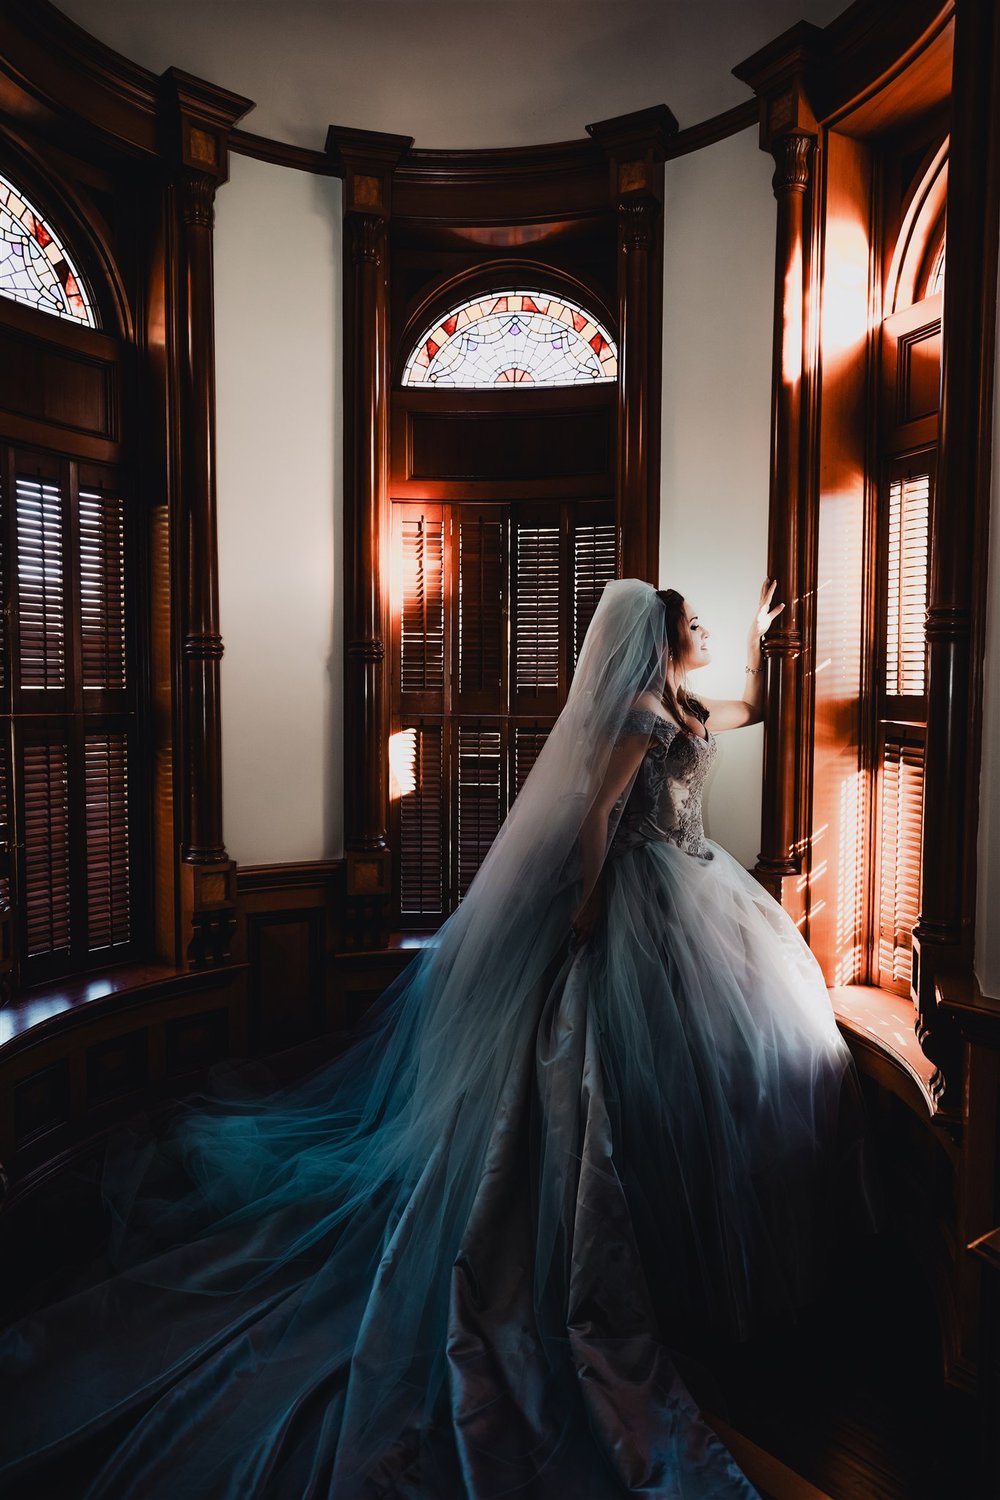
[758,128,814,902]
[163,70,252,966]
[733,29,821,909]
[587,107,676,585]
[326,127,412,950]
[913,0,1000,1112]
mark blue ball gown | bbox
[0,706,883,1499]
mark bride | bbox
[0,577,883,1499]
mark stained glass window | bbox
[928,239,945,297]
[402,291,617,388]
[0,169,95,326]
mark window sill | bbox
[0,961,245,1052]
[829,983,936,1116]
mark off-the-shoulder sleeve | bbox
[613,707,659,748]
[613,706,680,751]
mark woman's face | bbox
[676,600,711,672]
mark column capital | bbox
[617,194,658,253]
[179,170,217,228]
[770,132,814,198]
[347,213,386,267]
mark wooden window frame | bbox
[737,2,999,1121]
[330,112,675,951]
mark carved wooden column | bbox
[326,127,412,950]
[587,107,676,584]
[163,71,252,965]
[734,32,820,910]
[914,0,1000,1113]
[757,128,814,904]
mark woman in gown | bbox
[0,577,883,1500]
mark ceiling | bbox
[53,0,846,152]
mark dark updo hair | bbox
[656,588,708,736]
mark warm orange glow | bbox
[885,138,948,314]
[834,769,865,987]
[389,728,416,800]
[821,216,871,364]
[781,242,803,386]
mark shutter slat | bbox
[514,725,549,796]
[23,740,70,956]
[457,723,501,900]
[574,520,616,666]
[398,724,444,916]
[885,473,929,697]
[877,738,924,988]
[85,732,130,949]
[79,490,127,690]
[16,474,65,690]
[400,514,445,695]
[514,524,561,694]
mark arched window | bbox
[0,169,96,326]
[0,165,137,989]
[401,290,618,388]
[390,280,619,923]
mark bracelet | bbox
[745,664,764,674]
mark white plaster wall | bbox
[661,131,777,870]
[975,256,1000,1002]
[47,0,850,870]
[214,154,343,864]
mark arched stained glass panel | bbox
[0,169,96,326]
[402,291,617,388]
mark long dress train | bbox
[0,707,883,1499]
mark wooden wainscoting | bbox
[235,859,425,1052]
[0,963,249,1201]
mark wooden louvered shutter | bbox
[874,456,931,995]
[512,507,563,712]
[0,464,11,994]
[876,736,925,991]
[452,506,506,899]
[79,488,127,691]
[390,497,618,924]
[573,515,617,666]
[393,504,448,918]
[21,736,71,959]
[397,724,444,916]
[85,732,130,949]
[885,469,930,700]
[0,448,136,983]
[15,466,67,696]
[454,506,505,712]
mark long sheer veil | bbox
[0,578,679,1496]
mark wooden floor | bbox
[680,1231,980,1500]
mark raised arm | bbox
[698,577,784,732]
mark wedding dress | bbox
[0,580,882,1499]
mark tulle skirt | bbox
[0,837,882,1499]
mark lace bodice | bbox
[606,706,716,862]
